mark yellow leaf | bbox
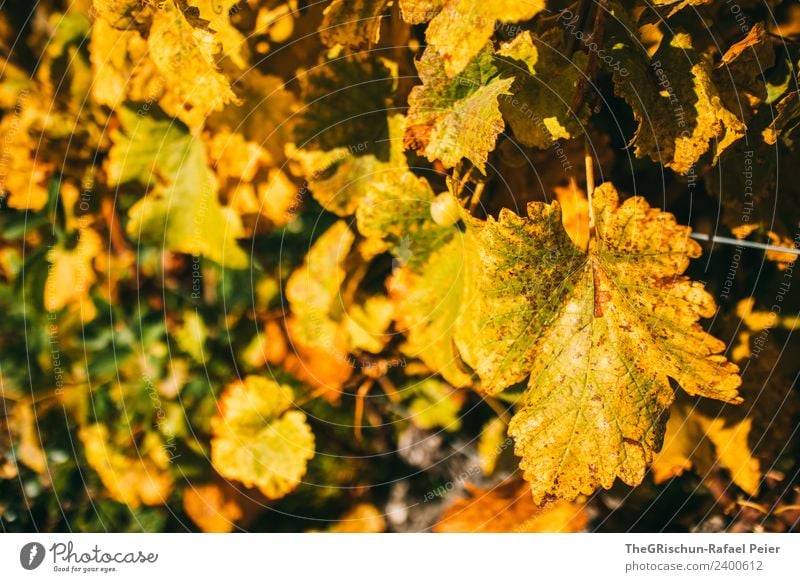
[190,0,249,69]
[477,417,508,476]
[148,0,237,122]
[80,424,173,508]
[653,397,761,496]
[411,0,546,77]
[211,376,315,499]
[553,179,589,251]
[455,182,741,501]
[406,379,465,432]
[0,115,52,211]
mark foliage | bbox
[1,0,799,533]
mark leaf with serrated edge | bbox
[456,182,741,502]
[420,0,545,77]
[405,45,512,172]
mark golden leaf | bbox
[0,115,52,211]
[652,396,760,496]
[410,0,546,77]
[328,503,386,533]
[148,0,237,122]
[210,376,315,499]
[455,182,741,501]
[45,228,102,320]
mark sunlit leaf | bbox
[211,376,315,500]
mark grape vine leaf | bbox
[210,376,315,500]
[45,228,101,320]
[0,400,47,477]
[285,221,394,399]
[607,12,744,174]
[401,0,545,77]
[191,0,249,69]
[148,0,238,121]
[713,23,773,120]
[320,0,392,48]
[496,31,588,149]
[455,182,741,501]
[0,114,52,211]
[182,480,250,533]
[405,45,513,172]
[406,378,465,432]
[652,395,760,496]
[107,107,249,268]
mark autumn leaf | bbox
[652,395,760,496]
[0,114,53,211]
[434,480,587,532]
[553,179,590,251]
[454,182,741,501]
[183,480,252,533]
[80,424,173,508]
[0,399,47,478]
[45,227,101,320]
[477,417,510,476]
[405,45,513,172]
[290,114,407,217]
[403,0,545,77]
[406,378,465,432]
[211,376,315,500]
[607,9,744,174]
[713,23,774,119]
[496,31,589,149]
[190,0,249,69]
[147,0,238,121]
[355,170,471,386]
[327,503,386,533]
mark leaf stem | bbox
[585,137,596,230]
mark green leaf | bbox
[405,45,513,172]
[108,107,248,268]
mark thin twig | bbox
[585,137,596,230]
[468,182,486,213]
